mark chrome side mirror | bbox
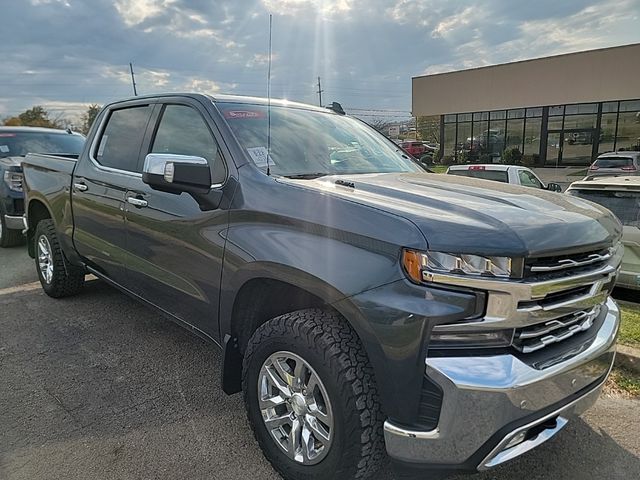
[142,153,211,194]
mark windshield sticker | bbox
[97,135,107,157]
[246,147,274,168]
[224,110,266,120]
[0,145,9,153]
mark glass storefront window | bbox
[563,114,596,129]
[472,118,489,158]
[526,107,542,117]
[599,113,617,154]
[443,123,456,160]
[457,122,472,161]
[458,113,472,122]
[444,114,456,123]
[565,103,597,115]
[549,105,564,116]
[490,110,506,120]
[523,118,542,158]
[508,109,525,119]
[548,116,563,131]
[616,111,640,151]
[505,118,524,153]
[620,100,640,112]
[602,102,619,113]
[473,112,488,121]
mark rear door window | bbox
[568,189,640,227]
[594,157,633,168]
[95,105,152,172]
[449,169,509,182]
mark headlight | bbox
[3,171,23,192]
[402,249,514,283]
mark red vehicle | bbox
[400,141,426,158]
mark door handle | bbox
[74,183,88,192]
[126,196,148,208]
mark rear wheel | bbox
[0,205,25,247]
[242,308,384,480]
[35,219,85,297]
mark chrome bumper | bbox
[384,297,619,469]
[3,214,25,231]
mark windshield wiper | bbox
[283,173,331,180]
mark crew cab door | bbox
[72,103,155,285]
[123,101,231,339]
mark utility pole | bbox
[316,76,323,107]
[129,62,138,96]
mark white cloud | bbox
[262,0,354,19]
[114,0,176,26]
[431,6,474,38]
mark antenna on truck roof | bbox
[266,14,273,176]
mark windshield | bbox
[0,131,85,158]
[448,169,509,183]
[568,189,640,227]
[594,157,633,168]
[217,103,422,177]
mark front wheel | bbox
[242,309,384,480]
[34,219,85,298]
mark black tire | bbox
[0,205,25,247]
[34,219,85,298]
[242,308,384,480]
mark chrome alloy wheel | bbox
[37,235,54,284]
[258,351,334,465]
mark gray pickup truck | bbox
[22,93,622,480]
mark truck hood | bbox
[0,155,24,169]
[284,172,622,257]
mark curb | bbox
[615,344,640,374]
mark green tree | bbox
[416,115,440,144]
[80,104,101,135]
[3,106,62,128]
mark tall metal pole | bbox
[129,62,138,96]
[317,77,323,107]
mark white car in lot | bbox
[446,164,562,192]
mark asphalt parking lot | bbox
[1,245,639,480]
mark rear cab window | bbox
[0,131,84,158]
[568,189,640,227]
[448,168,509,183]
[94,105,153,172]
[594,157,633,168]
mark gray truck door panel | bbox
[72,104,155,285]
[123,102,230,339]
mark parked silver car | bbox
[586,151,639,179]
[567,176,640,290]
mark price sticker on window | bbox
[246,147,274,168]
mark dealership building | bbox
[412,43,640,166]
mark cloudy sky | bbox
[1,0,639,122]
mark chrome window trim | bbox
[88,105,150,178]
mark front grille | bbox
[513,306,601,353]
[524,247,613,279]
